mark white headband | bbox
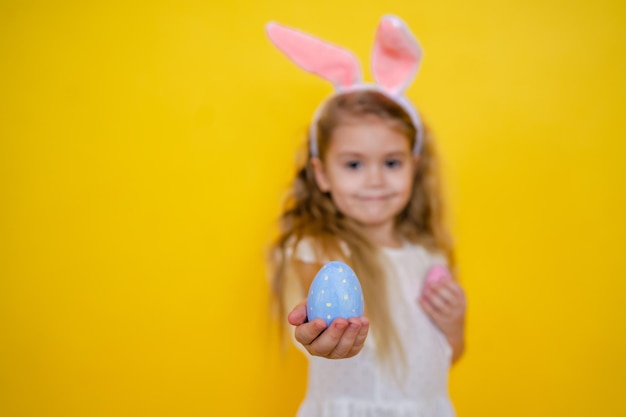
[266,15,425,157]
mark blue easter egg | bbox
[307,261,364,326]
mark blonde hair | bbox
[268,90,454,367]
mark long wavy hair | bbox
[268,90,455,367]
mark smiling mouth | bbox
[358,195,392,201]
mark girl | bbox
[266,16,466,417]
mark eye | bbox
[345,160,362,170]
[385,159,402,169]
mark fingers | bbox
[352,317,369,353]
[421,280,465,315]
[419,295,440,320]
[294,318,328,345]
[287,300,369,359]
[421,286,452,316]
[307,318,350,357]
[295,316,370,359]
[324,317,369,359]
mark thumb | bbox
[287,300,308,326]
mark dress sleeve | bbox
[285,236,350,264]
[430,251,449,267]
[287,237,319,264]
[282,237,322,322]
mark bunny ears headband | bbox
[266,15,425,157]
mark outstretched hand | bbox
[288,300,369,359]
[419,278,466,362]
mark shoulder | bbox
[285,235,350,264]
[401,241,458,281]
[285,236,318,264]
[397,241,449,266]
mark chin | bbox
[353,215,395,228]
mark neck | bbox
[358,222,403,248]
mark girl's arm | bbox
[418,279,467,363]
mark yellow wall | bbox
[1,1,625,416]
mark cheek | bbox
[393,170,414,190]
[328,192,353,217]
[330,184,357,207]
[396,172,415,203]
[326,177,358,208]
[327,170,359,193]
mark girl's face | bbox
[313,119,417,233]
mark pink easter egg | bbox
[424,265,452,287]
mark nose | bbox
[364,165,384,187]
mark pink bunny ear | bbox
[266,22,362,88]
[371,15,423,95]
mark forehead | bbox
[327,120,412,155]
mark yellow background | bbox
[1,1,625,416]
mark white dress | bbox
[286,240,456,417]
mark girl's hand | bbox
[419,279,467,362]
[287,300,369,359]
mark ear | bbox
[311,157,331,192]
[371,15,423,95]
[412,154,420,173]
[266,22,362,88]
